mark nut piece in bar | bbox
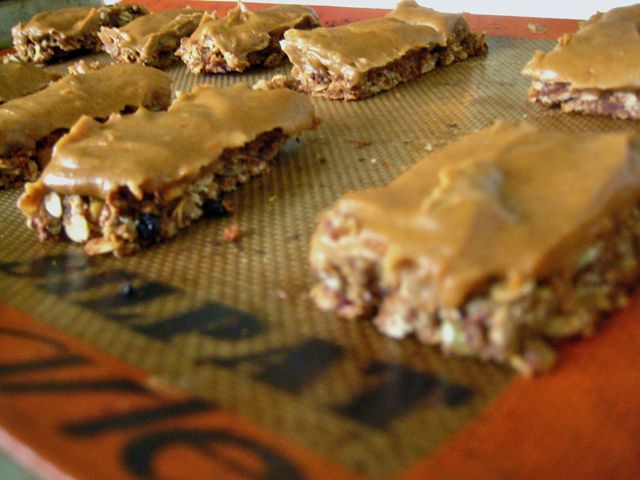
[98,9,204,69]
[280,1,486,100]
[12,4,149,64]
[176,2,319,74]
[522,4,640,120]
[310,122,640,374]
[0,62,61,103]
[0,64,171,189]
[18,84,318,257]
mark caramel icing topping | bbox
[522,4,640,89]
[18,6,104,37]
[0,64,171,157]
[0,63,60,103]
[99,9,203,50]
[387,0,468,44]
[282,18,441,84]
[16,4,146,38]
[35,84,316,199]
[183,4,318,71]
[313,122,640,307]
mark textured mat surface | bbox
[2,37,639,477]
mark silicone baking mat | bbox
[1,24,639,479]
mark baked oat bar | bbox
[98,9,204,69]
[0,62,61,103]
[176,3,319,74]
[0,64,171,189]
[310,122,640,374]
[18,84,317,257]
[522,4,640,120]
[279,1,486,100]
[12,4,148,64]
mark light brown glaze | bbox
[181,3,319,71]
[0,63,60,103]
[0,64,171,157]
[15,4,147,38]
[311,122,640,307]
[18,6,105,37]
[387,0,469,44]
[31,84,316,199]
[282,18,441,85]
[522,4,640,89]
[98,9,203,50]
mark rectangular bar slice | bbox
[0,62,61,103]
[18,84,317,257]
[98,9,204,68]
[12,4,148,63]
[0,64,171,189]
[279,1,486,100]
[176,3,319,74]
[310,122,640,374]
[522,4,640,120]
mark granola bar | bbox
[0,62,61,103]
[98,9,204,68]
[310,122,640,374]
[12,4,148,63]
[18,84,317,257]
[279,1,486,100]
[522,4,640,120]
[176,3,319,74]
[0,64,171,189]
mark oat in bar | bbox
[522,4,640,120]
[176,2,319,74]
[279,1,486,100]
[18,84,318,257]
[310,122,640,374]
[0,62,61,103]
[12,4,148,64]
[0,64,171,189]
[98,9,204,69]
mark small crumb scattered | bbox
[370,158,378,164]
[268,195,277,202]
[122,282,134,297]
[528,22,548,34]
[275,289,289,300]
[68,60,103,75]
[352,139,372,148]
[424,143,433,152]
[222,199,235,214]
[223,224,241,242]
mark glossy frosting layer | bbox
[523,4,640,89]
[0,63,60,103]
[312,122,640,307]
[99,9,203,49]
[36,84,316,199]
[387,0,468,44]
[16,4,147,37]
[183,4,318,71]
[0,64,171,156]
